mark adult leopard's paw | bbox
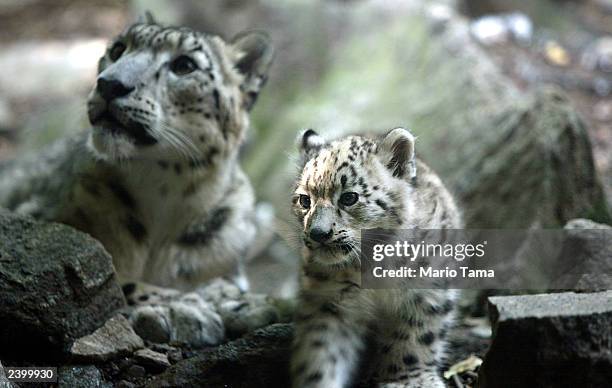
[217,293,280,337]
[128,291,225,348]
[197,279,281,338]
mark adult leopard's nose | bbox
[96,77,134,102]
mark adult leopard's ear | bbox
[297,129,325,165]
[231,30,274,111]
[378,127,417,180]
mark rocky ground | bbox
[1,212,610,387]
[0,0,611,387]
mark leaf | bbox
[443,355,483,380]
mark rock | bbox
[565,218,611,230]
[593,76,612,97]
[58,365,111,388]
[149,344,183,364]
[134,348,171,371]
[167,349,183,365]
[0,361,17,388]
[470,15,510,46]
[582,36,612,73]
[455,89,611,228]
[123,365,146,380]
[469,13,532,46]
[506,12,533,44]
[114,357,135,375]
[0,210,125,359]
[116,381,136,388]
[593,100,612,122]
[148,324,294,388]
[553,219,612,289]
[70,315,144,362]
[479,291,612,388]
[594,0,612,13]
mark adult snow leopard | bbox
[0,14,274,346]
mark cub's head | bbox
[292,128,417,265]
[87,13,273,163]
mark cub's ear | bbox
[297,129,325,164]
[137,11,157,24]
[378,127,417,180]
[231,30,274,111]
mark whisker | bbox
[150,118,184,159]
[158,120,203,161]
[150,118,204,165]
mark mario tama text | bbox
[372,265,494,279]
[360,229,611,290]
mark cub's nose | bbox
[96,77,134,102]
[310,227,333,243]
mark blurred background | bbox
[0,0,611,297]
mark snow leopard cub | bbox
[291,128,461,388]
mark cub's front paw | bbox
[124,284,224,347]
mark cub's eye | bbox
[109,42,126,61]
[298,194,311,209]
[170,55,198,75]
[339,192,359,206]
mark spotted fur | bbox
[0,16,274,346]
[291,128,461,387]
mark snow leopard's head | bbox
[293,128,417,265]
[87,13,273,164]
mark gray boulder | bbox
[455,89,611,228]
[479,291,612,388]
[552,218,612,289]
[0,209,125,358]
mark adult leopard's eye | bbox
[109,42,126,62]
[170,55,198,75]
[339,192,359,206]
[298,194,311,209]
